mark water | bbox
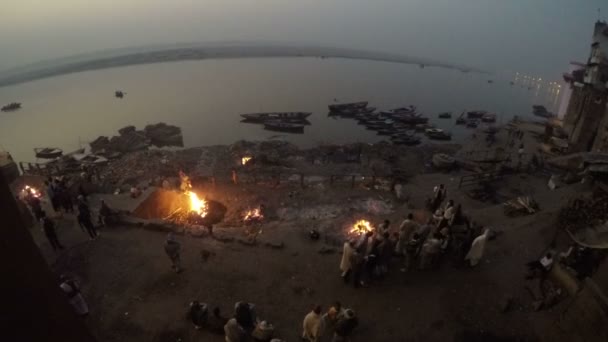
[0,58,561,163]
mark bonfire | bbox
[243,207,264,224]
[21,185,42,199]
[350,219,374,236]
[241,156,253,165]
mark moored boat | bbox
[481,113,496,123]
[34,147,63,159]
[241,112,312,122]
[263,121,305,134]
[1,102,21,112]
[115,90,125,98]
[328,101,368,112]
[392,135,421,146]
[438,112,452,119]
[466,120,479,128]
[467,110,487,119]
[335,106,377,117]
[425,128,452,140]
[380,106,417,116]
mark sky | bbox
[0,0,605,78]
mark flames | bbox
[242,156,252,165]
[22,185,42,199]
[350,219,374,235]
[244,208,263,221]
[180,170,208,218]
[187,191,208,218]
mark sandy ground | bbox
[24,122,595,342]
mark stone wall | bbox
[592,105,608,151]
[563,86,608,152]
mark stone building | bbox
[563,21,608,152]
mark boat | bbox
[241,112,312,122]
[532,105,555,118]
[377,129,397,136]
[467,110,487,119]
[392,135,421,146]
[34,147,63,159]
[328,101,368,112]
[394,114,429,125]
[481,113,496,123]
[263,121,305,134]
[414,123,434,132]
[432,153,456,169]
[425,128,452,140]
[455,117,467,125]
[466,120,479,128]
[438,112,452,119]
[1,102,21,112]
[335,106,376,117]
[380,106,417,116]
[115,90,125,98]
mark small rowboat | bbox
[263,121,305,134]
[34,147,63,159]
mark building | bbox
[562,21,608,152]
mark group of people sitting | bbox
[188,300,357,342]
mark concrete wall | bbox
[591,105,608,151]
[564,87,607,152]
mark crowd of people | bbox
[339,183,490,288]
[186,299,358,342]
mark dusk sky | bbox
[1,0,605,78]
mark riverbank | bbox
[17,120,603,342]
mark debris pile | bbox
[503,196,539,217]
[557,192,608,231]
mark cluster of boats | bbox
[453,110,497,128]
[240,112,312,133]
[1,102,21,112]
[328,101,451,145]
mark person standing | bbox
[333,309,358,342]
[302,305,322,342]
[59,275,89,317]
[439,200,455,229]
[340,240,355,283]
[40,211,64,251]
[397,214,418,271]
[164,233,181,273]
[45,180,60,214]
[77,196,98,239]
[419,233,443,270]
[431,184,447,211]
[464,229,490,267]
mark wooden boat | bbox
[328,101,368,112]
[432,153,456,168]
[115,90,125,98]
[395,114,429,125]
[336,106,376,117]
[34,147,63,159]
[380,106,417,116]
[438,112,452,119]
[425,128,452,140]
[414,123,434,132]
[392,135,421,146]
[241,112,312,122]
[481,113,496,123]
[532,105,555,118]
[1,102,21,112]
[466,120,479,128]
[467,110,487,119]
[263,121,305,134]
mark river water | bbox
[0,58,561,162]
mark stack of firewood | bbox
[503,196,539,217]
[558,195,608,231]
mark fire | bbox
[242,156,252,165]
[187,191,208,218]
[244,208,263,221]
[22,185,42,199]
[350,219,374,235]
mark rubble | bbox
[503,196,539,217]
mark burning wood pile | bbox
[243,206,264,225]
[163,172,225,226]
[21,185,42,199]
[503,196,539,217]
[349,219,374,236]
[558,193,608,231]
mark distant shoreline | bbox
[0,44,487,88]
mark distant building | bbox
[562,21,608,152]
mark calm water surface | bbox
[0,58,561,162]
